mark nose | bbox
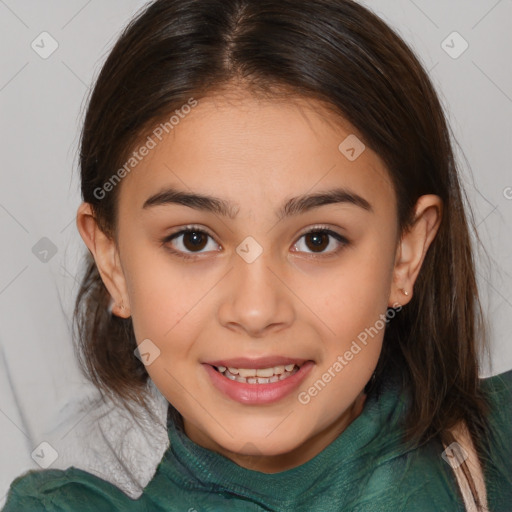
[217,248,295,338]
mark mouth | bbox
[212,363,302,384]
[203,358,314,404]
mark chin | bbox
[210,419,310,457]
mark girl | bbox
[3,0,511,510]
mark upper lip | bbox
[204,356,309,369]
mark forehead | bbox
[117,91,395,217]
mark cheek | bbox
[126,259,205,405]
[311,237,393,372]
[319,240,393,324]
[125,250,201,356]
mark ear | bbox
[76,202,131,318]
[388,194,443,307]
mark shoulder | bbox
[480,368,512,430]
[479,368,512,452]
[2,466,140,512]
[480,367,512,395]
[479,368,512,511]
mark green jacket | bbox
[3,369,511,511]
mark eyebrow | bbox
[142,186,373,220]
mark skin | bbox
[76,88,442,473]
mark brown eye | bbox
[293,228,348,257]
[162,225,349,261]
[304,232,330,252]
[162,226,218,260]
[182,231,208,252]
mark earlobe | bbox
[388,194,442,307]
[76,202,131,318]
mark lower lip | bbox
[203,361,314,405]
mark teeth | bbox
[215,364,300,384]
[238,368,256,378]
[255,367,274,377]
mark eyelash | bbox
[160,224,349,261]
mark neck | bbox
[183,391,367,473]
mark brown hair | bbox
[74,0,493,467]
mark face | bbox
[77,88,442,472]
